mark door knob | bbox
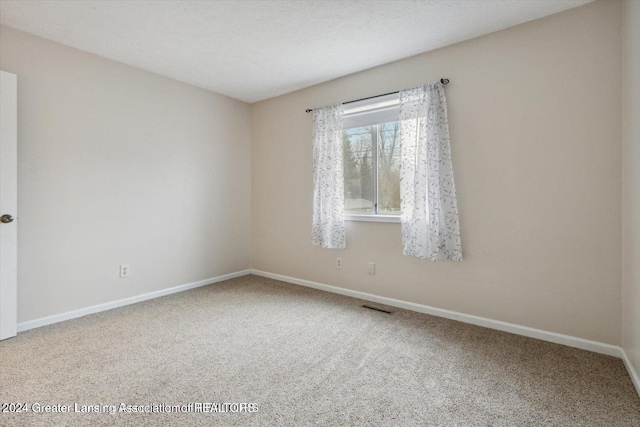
[1,214,14,223]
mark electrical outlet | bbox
[119,264,130,278]
[368,262,375,275]
[336,258,342,269]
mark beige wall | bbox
[251,0,622,344]
[0,26,251,323]
[622,0,640,385]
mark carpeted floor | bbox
[1,274,639,426]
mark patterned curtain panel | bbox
[399,82,462,261]
[312,104,346,249]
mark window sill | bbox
[345,214,400,223]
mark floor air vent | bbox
[361,305,393,314]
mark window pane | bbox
[377,122,401,215]
[344,126,374,214]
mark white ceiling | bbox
[0,0,593,103]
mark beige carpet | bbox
[1,274,639,426]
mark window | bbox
[343,94,401,222]
[312,81,460,257]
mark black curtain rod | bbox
[305,78,449,113]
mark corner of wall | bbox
[620,0,640,397]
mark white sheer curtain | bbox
[311,104,346,249]
[399,82,462,261]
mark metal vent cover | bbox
[361,305,393,314]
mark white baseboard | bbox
[14,267,638,399]
[17,269,251,333]
[621,348,640,397]
[251,269,622,358]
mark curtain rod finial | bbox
[441,78,450,85]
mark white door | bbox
[0,70,17,340]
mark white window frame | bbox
[345,213,400,223]
[343,95,401,224]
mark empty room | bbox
[0,0,639,425]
